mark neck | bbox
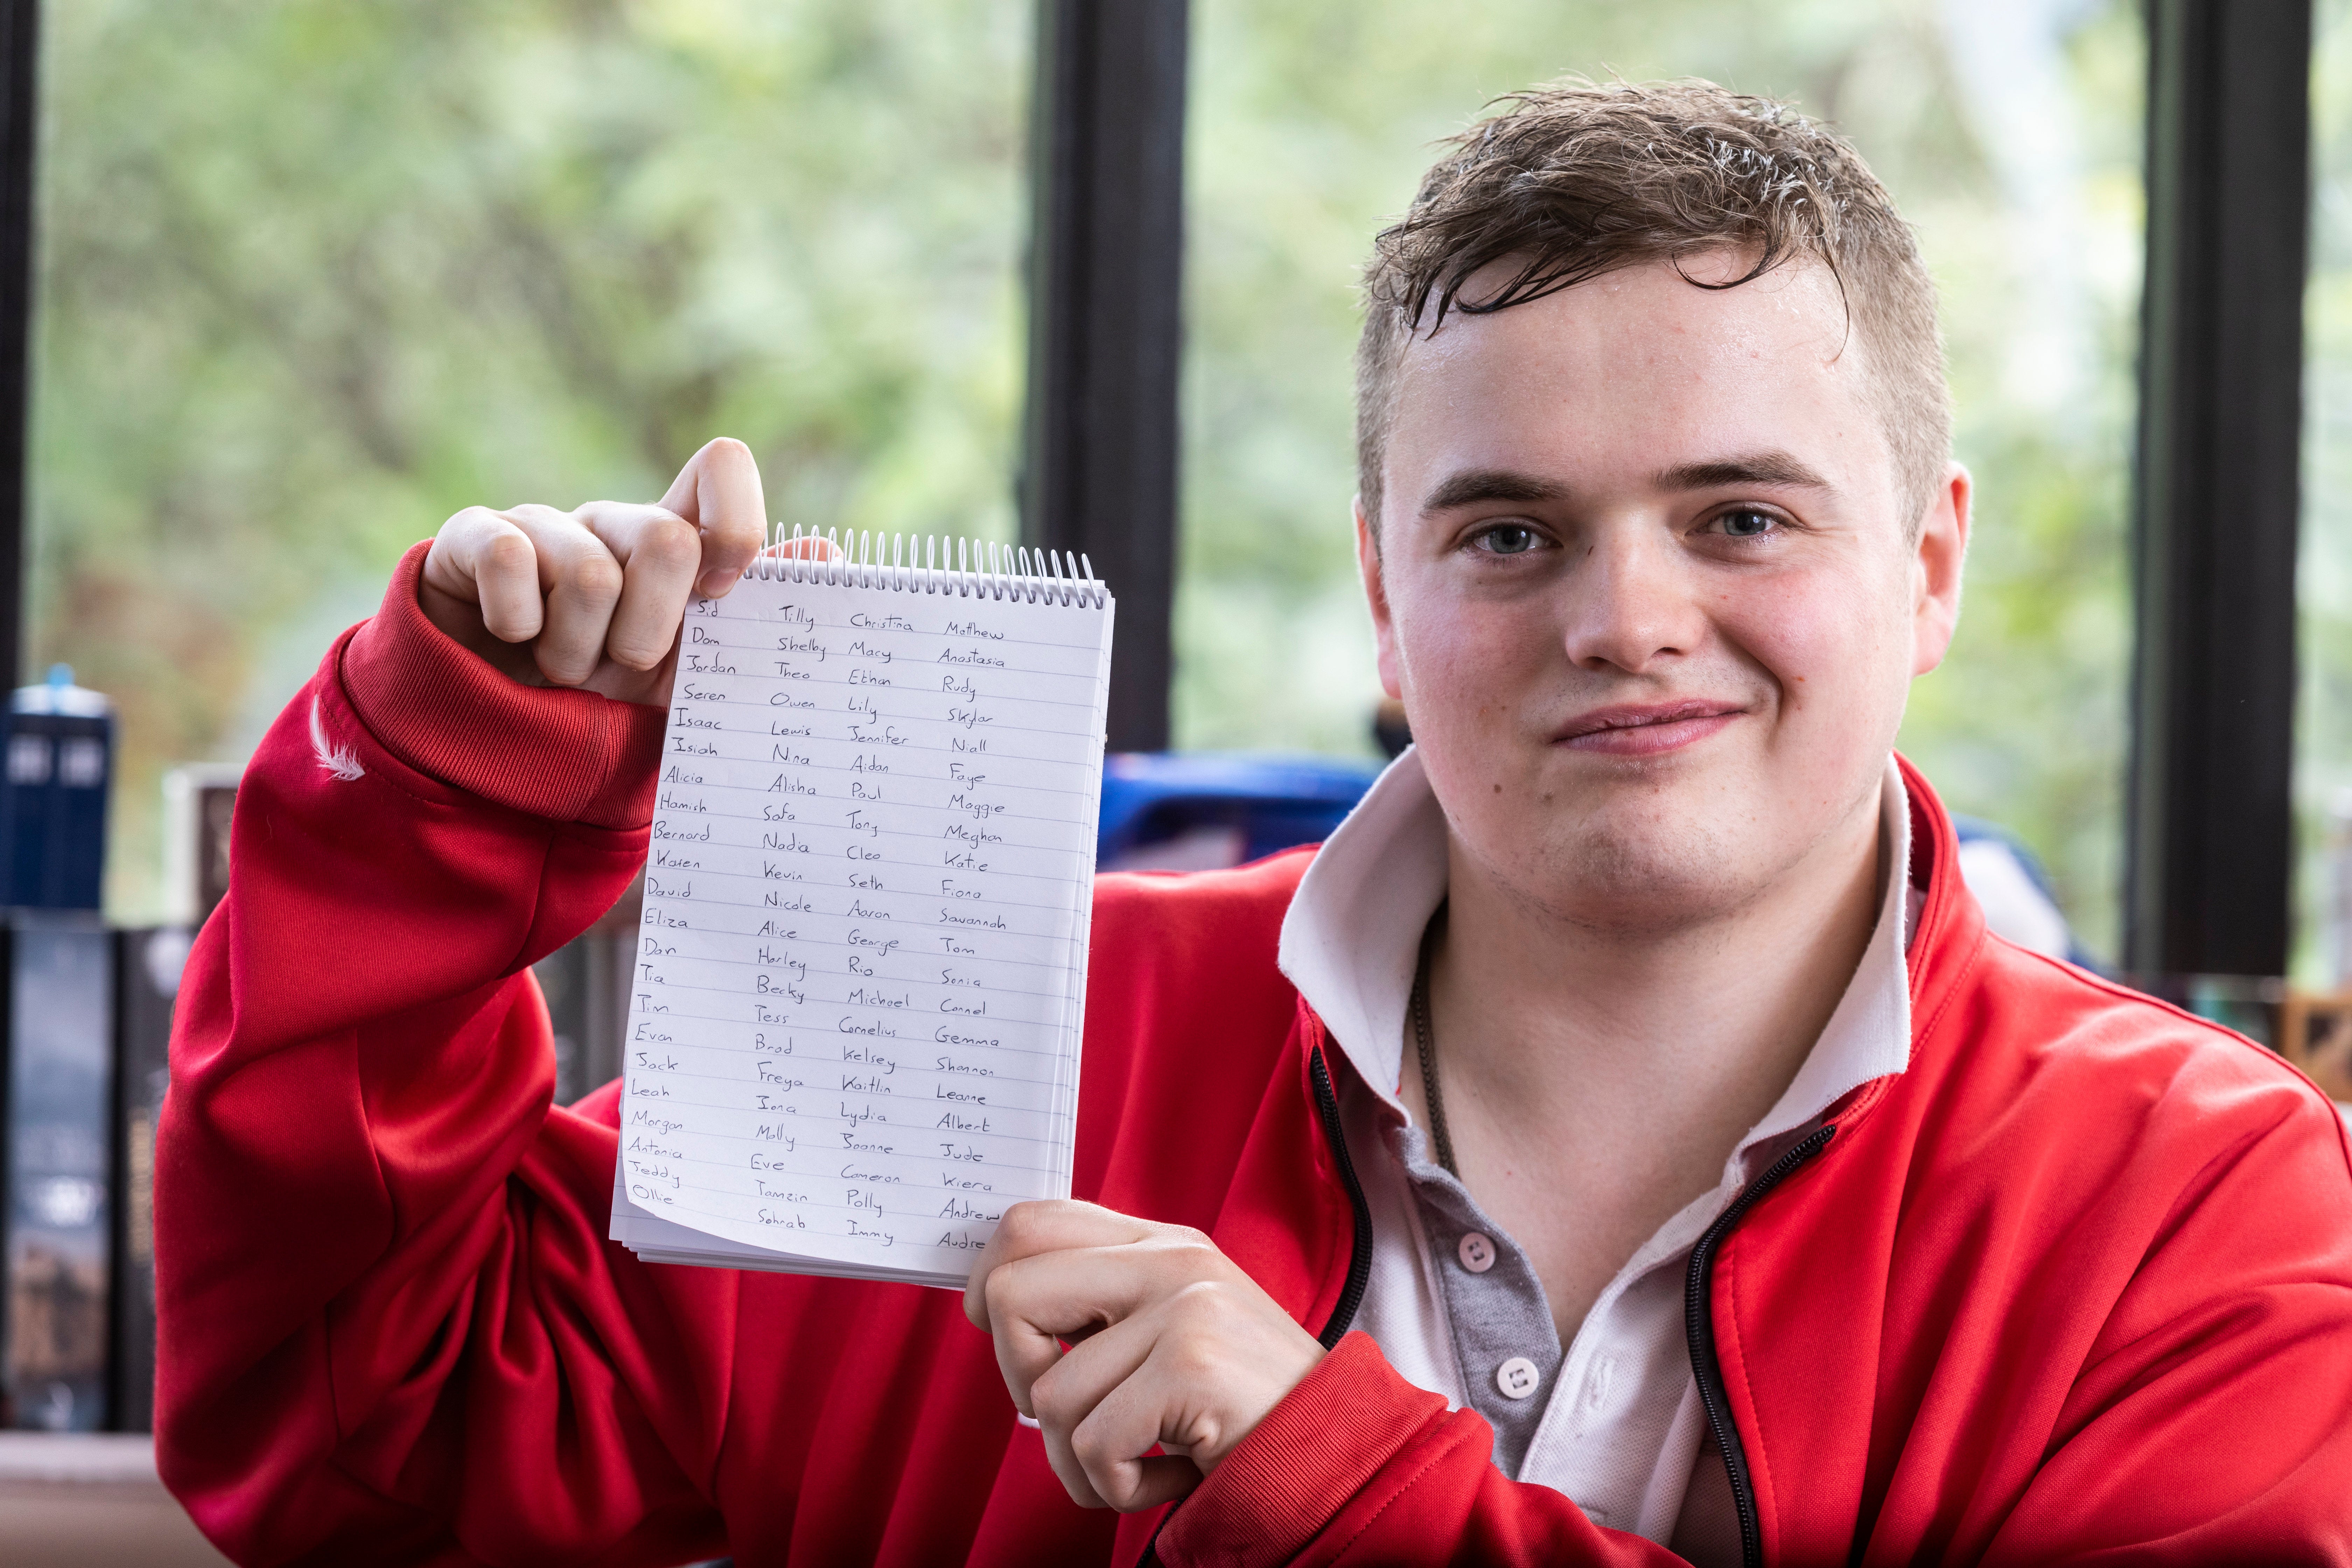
[1427,776,1888,1160]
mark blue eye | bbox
[1475,524,1541,555]
[1718,509,1777,538]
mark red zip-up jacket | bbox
[157,546,2352,1567]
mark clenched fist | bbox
[419,437,769,706]
[965,1200,1326,1512]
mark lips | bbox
[1555,700,1744,757]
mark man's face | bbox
[1360,254,1967,933]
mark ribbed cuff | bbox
[1159,1333,1448,1568]
[340,541,667,828]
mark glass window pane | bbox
[28,1,1031,920]
[1181,0,2144,957]
[2304,1,2352,987]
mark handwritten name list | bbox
[612,561,1113,1286]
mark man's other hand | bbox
[964,1200,1325,1512]
[420,437,768,706]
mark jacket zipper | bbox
[1684,1123,1836,1568]
[1307,1042,1375,1345]
[1136,1041,1374,1568]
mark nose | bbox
[1557,523,1707,676]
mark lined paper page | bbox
[613,561,1112,1285]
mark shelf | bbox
[0,1433,227,1567]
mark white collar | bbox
[1278,750,1915,1142]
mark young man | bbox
[156,80,2352,1567]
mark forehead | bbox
[1384,257,1889,504]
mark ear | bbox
[1356,497,1406,700]
[1910,462,1971,677]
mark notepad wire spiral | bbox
[744,525,1108,609]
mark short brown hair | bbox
[1356,77,1948,535]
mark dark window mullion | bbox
[1020,0,1188,753]
[2128,0,2314,985]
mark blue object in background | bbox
[1098,752,1384,871]
[1948,812,2095,971]
[1,666,113,911]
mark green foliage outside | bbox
[2301,0,2352,985]
[30,0,1030,921]
[29,0,2144,960]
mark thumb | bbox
[659,437,768,597]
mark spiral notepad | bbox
[607,530,1114,1289]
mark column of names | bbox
[618,570,1108,1277]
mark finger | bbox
[982,1250,1110,1419]
[426,506,545,643]
[980,1238,1222,1422]
[1028,1310,1189,1510]
[657,437,768,598]
[1076,1399,1203,1514]
[574,501,703,670]
[497,504,624,685]
[1075,1366,1210,1512]
[963,1200,1160,1329]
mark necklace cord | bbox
[1409,908,1459,1177]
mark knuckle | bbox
[1164,1233,1223,1275]
[995,1202,1042,1248]
[566,553,624,604]
[638,513,702,569]
[981,1261,1020,1319]
[482,529,536,573]
[1028,1363,1072,1428]
[1165,1279,1232,1331]
[440,503,502,537]
[1168,1340,1222,1390]
[1070,1430,1118,1492]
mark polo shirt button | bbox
[1457,1231,1496,1273]
[1495,1356,1541,1400]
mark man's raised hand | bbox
[420,436,768,706]
[964,1200,1325,1512]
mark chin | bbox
[1484,805,1769,935]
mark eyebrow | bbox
[1416,450,1834,518]
[1418,468,1572,516]
[1653,450,1831,492]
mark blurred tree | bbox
[31,0,2146,957]
[1180,0,2143,958]
[28,0,1030,919]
